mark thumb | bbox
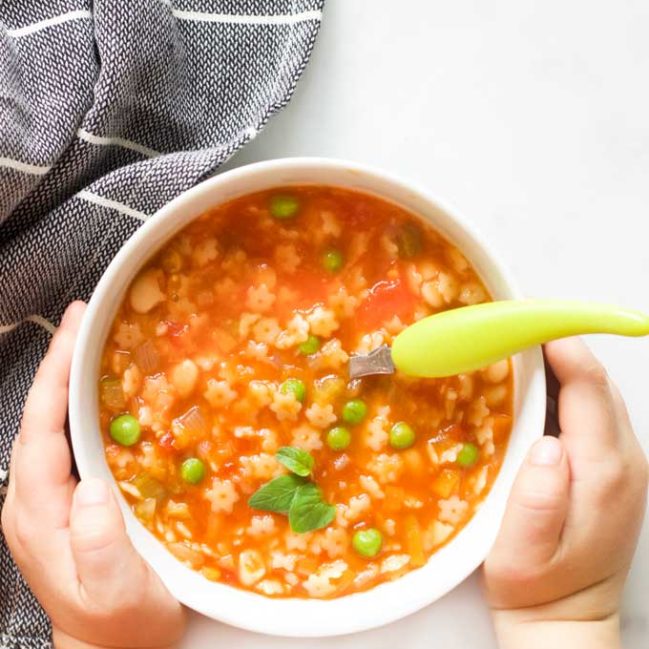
[491,436,570,569]
[70,478,148,604]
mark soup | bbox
[98,186,513,598]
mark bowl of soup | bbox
[69,158,545,636]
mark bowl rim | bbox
[69,156,546,637]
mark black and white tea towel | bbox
[0,1,324,646]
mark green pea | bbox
[352,528,383,558]
[389,421,416,450]
[298,335,321,355]
[269,194,300,219]
[280,378,306,403]
[342,399,367,425]
[322,249,344,273]
[326,426,351,451]
[109,414,141,446]
[180,457,206,484]
[456,443,479,468]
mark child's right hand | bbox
[484,338,648,649]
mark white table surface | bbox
[185,1,649,646]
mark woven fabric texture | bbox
[0,1,324,646]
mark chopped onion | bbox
[133,340,159,374]
[100,376,126,411]
[167,542,204,568]
[174,406,207,439]
[135,497,157,522]
[313,374,345,404]
[118,481,142,499]
[133,473,166,500]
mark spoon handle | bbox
[391,299,649,378]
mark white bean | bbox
[421,280,444,308]
[238,549,266,586]
[485,384,508,407]
[458,282,487,305]
[484,359,510,383]
[171,359,199,397]
[129,269,165,314]
[457,374,474,400]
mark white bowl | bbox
[69,158,546,637]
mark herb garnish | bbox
[248,447,336,533]
[275,446,314,477]
[288,482,336,533]
[247,474,306,514]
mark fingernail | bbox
[76,479,109,506]
[60,301,85,328]
[60,303,75,327]
[529,436,562,466]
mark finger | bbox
[2,442,77,600]
[2,440,22,553]
[13,302,85,528]
[490,436,570,569]
[543,338,620,455]
[543,337,605,386]
[6,438,75,553]
[70,479,150,605]
[20,301,86,442]
[5,436,20,511]
[607,380,635,438]
[69,479,186,646]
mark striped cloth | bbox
[0,1,323,646]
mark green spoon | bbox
[348,299,649,379]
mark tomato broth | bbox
[98,186,513,599]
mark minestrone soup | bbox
[98,186,513,598]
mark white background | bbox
[186,1,649,646]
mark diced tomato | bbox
[357,276,416,330]
[284,270,329,310]
[164,321,191,351]
[344,200,375,229]
[166,321,188,338]
[441,423,466,441]
[219,568,238,586]
[158,432,178,452]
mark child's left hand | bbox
[1,302,186,649]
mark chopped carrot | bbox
[401,448,425,475]
[201,566,222,581]
[404,514,425,567]
[167,542,205,569]
[295,556,320,577]
[431,469,460,498]
[492,415,513,443]
[383,485,406,513]
[440,423,465,441]
[332,569,356,597]
[205,513,223,545]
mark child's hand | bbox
[1,302,186,649]
[484,338,648,649]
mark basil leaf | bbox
[248,474,305,514]
[276,446,315,477]
[288,483,336,533]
